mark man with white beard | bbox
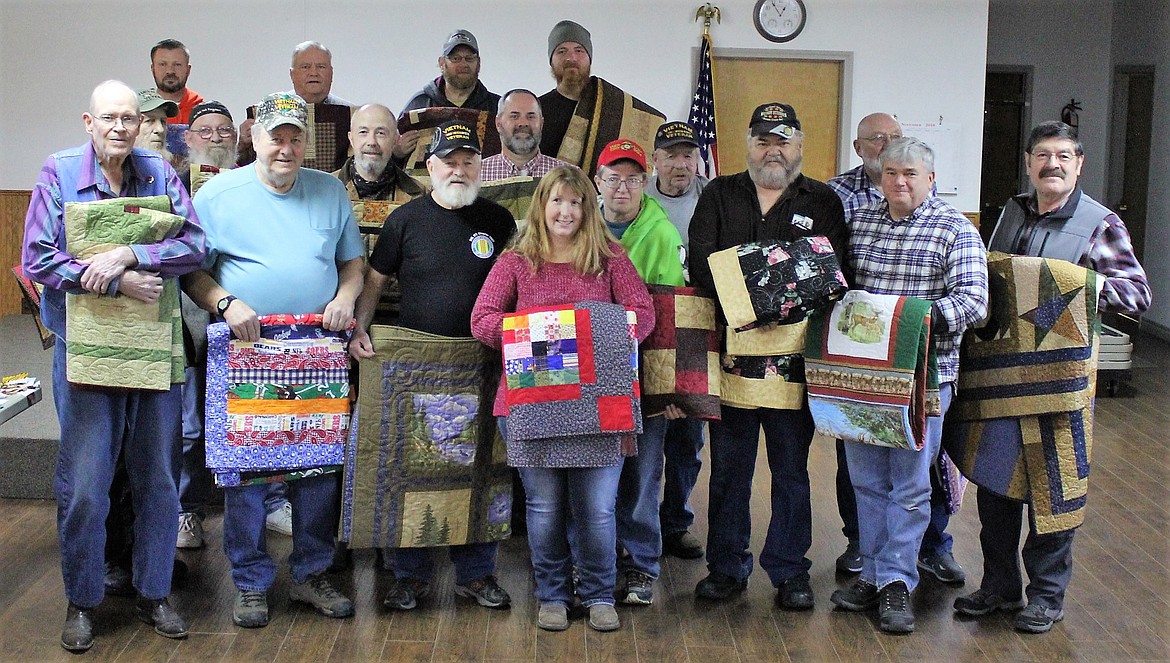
[688,102,850,609]
[333,104,424,202]
[180,101,238,193]
[480,89,563,181]
[350,120,516,612]
[134,88,177,164]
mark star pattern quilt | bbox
[205,314,350,487]
[640,285,721,420]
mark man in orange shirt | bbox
[150,39,204,124]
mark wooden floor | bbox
[1,342,1167,662]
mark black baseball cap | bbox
[749,102,801,138]
[427,120,481,158]
[654,121,700,150]
[189,100,233,124]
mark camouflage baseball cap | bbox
[255,92,307,132]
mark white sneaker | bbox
[176,512,204,549]
[265,502,293,536]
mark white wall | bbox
[987,0,1114,199]
[0,0,990,213]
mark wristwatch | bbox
[216,295,238,317]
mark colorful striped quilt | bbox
[502,301,642,442]
[804,291,937,451]
[640,285,721,420]
[63,196,184,390]
[342,325,510,548]
[943,253,1102,533]
[205,314,350,487]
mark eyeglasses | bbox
[192,127,237,139]
[859,133,902,145]
[1030,151,1078,164]
[96,114,141,128]
[445,54,479,64]
[598,175,645,190]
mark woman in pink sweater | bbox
[471,165,653,632]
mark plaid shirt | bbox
[827,165,883,221]
[848,197,988,384]
[480,152,564,182]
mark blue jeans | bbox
[222,472,337,591]
[178,364,213,515]
[393,542,499,586]
[51,340,182,607]
[845,383,953,592]
[706,405,814,587]
[659,417,705,538]
[617,415,667,578]
[519,465,623,607]
[976,486,1075,610]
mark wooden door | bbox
[981,70,1030,244]
[711,56,841,182]
[1116,70,1152,262]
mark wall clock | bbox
[754,0,807,43]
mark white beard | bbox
[432,175,480,208]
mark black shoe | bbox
[104,562,134,597]
[694,571,747,600]
[953,588,1025,617]
[878,581,914,633]
[776,576,814,611]
[1014,602,1064,633]
[135,597,188,639]
[830,578,879,611]
[61,604,95,652]
[917,552,966,585]
[383,577,430,611]
[835,540,862,574]
[663,531,704,559]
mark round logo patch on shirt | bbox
[469,232,495,259]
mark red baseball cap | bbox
[596,138,647,171]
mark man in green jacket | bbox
[594,137,686,606]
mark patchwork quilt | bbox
[248,102,353,172]
[719,321,808,410]
[707,236,848,332]
[205,314,350,487]
[640,285,721,420]
[342,325,511,549]
[63,196,184,390]
[502,301,642,442]
[556,76,665,178]
[943,253,1102,533]
[397,107,502,174]
[804,291,937,451]
[11,265,54,349]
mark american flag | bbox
[688,33,719,178]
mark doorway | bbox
[980,68,1031,244]
[1107,67,1153,263]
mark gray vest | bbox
[988,188,1106,264]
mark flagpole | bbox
[691,4,721,177]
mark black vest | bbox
[988,188,1106,264]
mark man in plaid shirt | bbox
[954,120,1150,634]
[830,137,987,633]
[827,112,902,221]
[481,89,564,182]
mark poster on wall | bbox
[901,121,960,195]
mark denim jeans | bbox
[659,417,706,538]
[393,542,499,586]
[845,383,953,592]
[976,486,1075,609]
[51,340,182,607]
[705,404,814,587]
[617,415,667,578]
[178,364,213,515]
[222,472,337,591]
[519,465,623,607]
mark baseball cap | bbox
[749,102,801,138]
[428,120,481,158]
[442,29,479,56]
[189,100,233,125]
[596,138,647,171]
[654,122,700,150]
[254,92,307,132]
[135,87,178,118]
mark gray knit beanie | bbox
[547,20,592,63]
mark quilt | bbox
[719,321,808,410]
[11,265,54,349]
[707,235,848,332]
[63,196,184,390]
[397,107,502,174]
[205,314,350,487]
[804,291,937,451]
[342,325,511,548]
[556,76,665,178]
[188,163,223,197]
[502,301,642,442]
[640,285,721,419]
[478,175,541,223]
[943,253,1102,533]
[248,102,352,172]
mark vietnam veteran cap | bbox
[255,92,308,132]
[596,138,647,171]
[654,121,700,150]
[135,87,178,118]
[428,120,481,158]
[749,102,801,138]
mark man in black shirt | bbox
[688,103,849,610]
[350,121,515,612]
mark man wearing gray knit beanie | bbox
[539,19,664,178]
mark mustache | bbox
[1040,168,1063,178]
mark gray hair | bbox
[1026,120,1083,156]
[291,41,331,66]
[497,88,541,116]
[879,136,934,172]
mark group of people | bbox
[19,21,1150,654]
